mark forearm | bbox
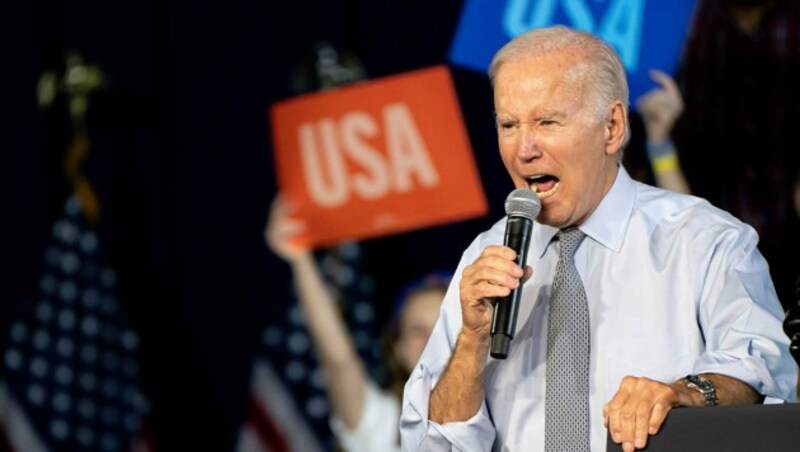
[290,253,366,428]
[429,330,490,423]
[647,139,690,194]
[671,373,762,407]
[291,254,361,367]
[653,169,690,195]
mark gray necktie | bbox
[545,227,590,451]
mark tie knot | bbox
[557,227,585,259]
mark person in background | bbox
[265,196,449,452]
[636,42,800,402]
[674,0,800,311]
[635,69,691,195]
[399,25,797,452]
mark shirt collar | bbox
[536,165,635,257]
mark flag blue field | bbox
[237,242,384,451]
[0,195,149,452]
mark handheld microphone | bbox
[490,188,541,359]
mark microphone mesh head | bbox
[505,188,541,220]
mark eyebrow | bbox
[494,110,566,123]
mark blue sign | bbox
[449,0,696,105]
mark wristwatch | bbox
[684,374,718,406]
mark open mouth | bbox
[526,175,560,198]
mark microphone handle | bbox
[490,216,532,359]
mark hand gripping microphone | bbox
[490,188,541,359]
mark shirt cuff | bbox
[401,364,496,451]
[427,401,496,451]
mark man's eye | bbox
[498,122,517,130]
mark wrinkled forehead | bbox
[495,50,591,91]
[493,57,594,114]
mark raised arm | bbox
[636,69,691,195]
[265,197,367,430]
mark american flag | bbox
[0,195,149,451]
[237,241,384,451]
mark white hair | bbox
[488,25,631,150]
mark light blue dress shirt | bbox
[400,167,798,451]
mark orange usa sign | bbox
[270,65,487,247]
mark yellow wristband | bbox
[652,154,679,173]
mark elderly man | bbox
[399,25,797,451]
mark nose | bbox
[517,125,542,162]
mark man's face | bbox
[493,52,624,228]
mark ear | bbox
[604,101,627,156]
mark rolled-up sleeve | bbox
[693,224,799,403]
[400,359,496,451]
[399,243,498,451]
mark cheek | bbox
[397,335,427,366]
[560,141,600,184]
[498,141,516,165]
[498,140,527,185]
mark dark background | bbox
[9,1,784,450]
[0,1,522,449]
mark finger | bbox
[479,244,520,262]
[608,375,653,448]
[269,194,289,216]
[478,262,524,290]
[460,246,530,315]
[618,378,659,450]
[648,400,672,435]
[469,247,525,280]
[265,197,283,243]
[463,268,519,300]
[619,400,638,452]
[460,272,508,307]
[279,216,307,236]
[266,197,311,252]
[267,195,295,231]
[634,89,655,110]
[629,378,679,449]
[649,69,680,97]
[605,386,631,444]
[462,254,513,281]
[635,89,666,115]
[521,266,534,283]
[268,203,306,238]
[633,400,654,450]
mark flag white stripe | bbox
[0,383,48,452]
[238,361,325,452]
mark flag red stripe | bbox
[0,422,16,452]
[247,397,289,452]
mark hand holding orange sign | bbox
[270,65,487,248]
[265,196,309,264]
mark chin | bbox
[538,210,571,229]
[536,212,559,227]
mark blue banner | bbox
[449,0,696,104]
